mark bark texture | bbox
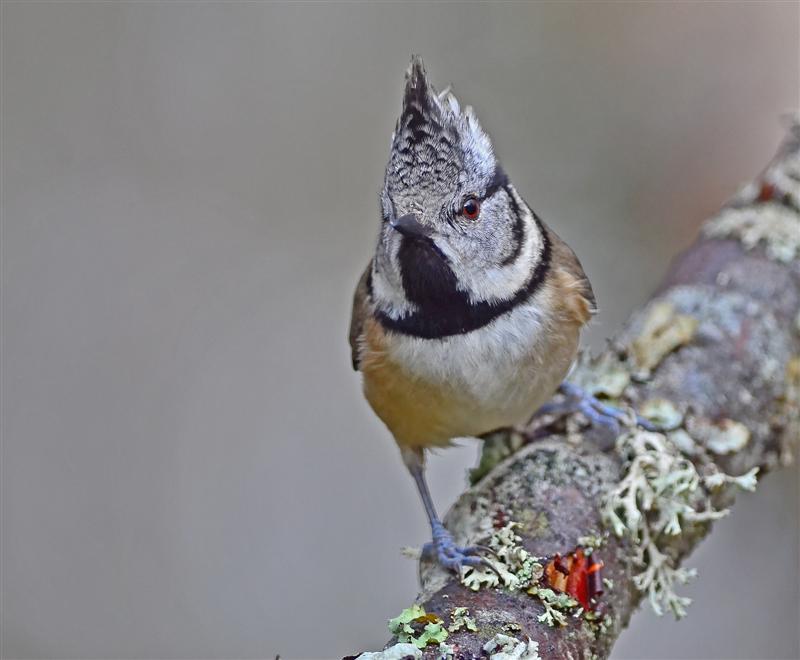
[366,124,800,660]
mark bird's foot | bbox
[421,521,497,574]
[537,382,655,435]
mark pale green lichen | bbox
[577,531,607,555]
[358,643,422,659]
[584,608,614,639]
[765,123,800,209]
[572,350,631,399]
[448,606,478,633]
[704,203,800,263]
[667,429,697,456]
[388,605,449,649]
[457,521,581,629]
[400,546,422,560]
[688,417,751,455]
[602,430,758,618]
[631,302,699,378]
[639,398,684,431]
[482,633,541,660]
[460,522,543,592]
[516,509,550,538]
[526,586,578,627]
[703,466,759,492]
[435,642,456,660]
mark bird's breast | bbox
[360,294,582,449]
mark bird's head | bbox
[371,56,550,339]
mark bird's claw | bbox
[539,382,656,433]
[463,543,500,559]
[422,522,500,575]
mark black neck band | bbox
[374,207,551,339]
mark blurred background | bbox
[2,2,798,659]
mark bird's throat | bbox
[375,224,552,340]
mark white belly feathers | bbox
[383,295,575,429]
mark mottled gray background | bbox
[2,2,798,659]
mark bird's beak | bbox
[390,213,432,240]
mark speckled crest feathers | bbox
[384,55,494,214]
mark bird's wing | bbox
[545,224,597,322]
[348,260,373,371]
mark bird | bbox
[349,56,623,572]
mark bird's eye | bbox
[461,197,480,220]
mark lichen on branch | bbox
[601,429,757,618]
[354,122,800,660]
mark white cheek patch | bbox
[444,186,543,305]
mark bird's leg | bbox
[537,382,655,434]
[402,448,495,574]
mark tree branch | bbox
[358,122,800,660]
